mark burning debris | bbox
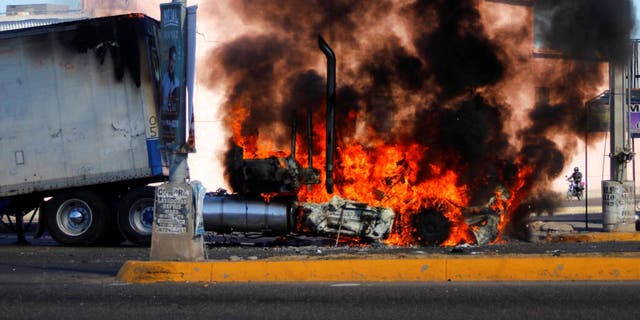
[298,196,395,242]
[225,144,312,195]
[410,187,510,246]
[200,0,635,246]
[462,186,510,246]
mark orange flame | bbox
[492,158,534,244]
[226,100,288,159]
[296,119,475,246]
[228,99,534,247]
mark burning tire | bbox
[117,187,155,246]
[412,208,451,246]
[45,191,110,246]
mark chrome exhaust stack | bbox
[318,35,336,194]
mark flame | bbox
[260,192,278,204]
[225,100,251,150]
[226,96,542,246]
[226,100,288,159]
[492,158,534,244]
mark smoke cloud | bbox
[536,0,635,64]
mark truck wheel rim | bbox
[128,198,154,236]
[56,199,93,236]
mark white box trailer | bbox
[0,14,166,246]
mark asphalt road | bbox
[1,280,639,320]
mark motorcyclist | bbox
[567,167,583,193]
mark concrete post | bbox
[602,63,636,232]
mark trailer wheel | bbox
[45,191,110,246]
[117,187,155,246]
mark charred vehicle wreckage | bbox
[199,36,508,247]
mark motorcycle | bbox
[566,180,585,200]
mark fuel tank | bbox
[202,194,294,234]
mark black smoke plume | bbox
[536,0,635,64]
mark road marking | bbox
[330,283,361,287]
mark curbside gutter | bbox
[117,254,640,283]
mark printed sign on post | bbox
[154,183,191,234]
[150,181,204,261]
[601,180,636,232]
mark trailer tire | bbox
[117,187,155,246]
[45,191,110,246]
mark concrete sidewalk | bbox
[529,196,639,233]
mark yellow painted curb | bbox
[117,255,640,283]
[547,232,640,243]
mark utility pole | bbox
[150,0,204,260]
[602,62,636,232]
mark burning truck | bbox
[5,0,620,247]
[206,35,514,247]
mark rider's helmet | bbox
[574,167,579,172]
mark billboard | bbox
[627,90,640,138]
[585,90,640,135]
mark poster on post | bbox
[159,2,186,151]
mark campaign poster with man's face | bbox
[159,2,186,151]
